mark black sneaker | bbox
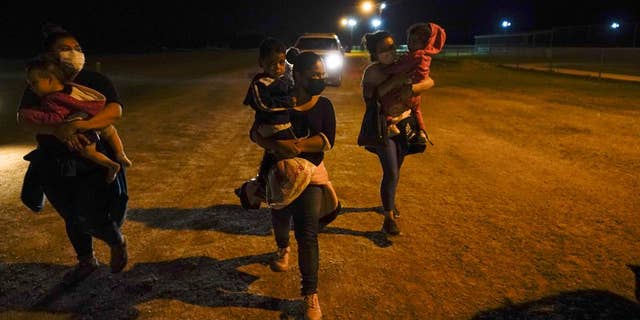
[62,257,99,286]
[234,182,261,210]
[110,237,128,273]
[382,216,400,235]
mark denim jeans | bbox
[271,185,322,295]
[375,137,407,212]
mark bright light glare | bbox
[0,145,32,171]
[325,54,343,70]
[340,18,348,26]
[380,3,386,10]
[372,18,382,28]
[348,19,357,27]
[361,1,374,13]
[501,20,512,28]
[611,22,620,29]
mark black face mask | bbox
[306,78,326,96]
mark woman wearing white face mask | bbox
[17,24,129,286]
[359,31,434,236]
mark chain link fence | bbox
[465,23,640,78]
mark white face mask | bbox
[59,49,85,73]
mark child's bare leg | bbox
[79,143,121,183]
[101,125,132,167]
[387,124,400,137]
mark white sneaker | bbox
[304,293,322,320]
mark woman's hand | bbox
[378,71,411,98]
[64,133,91,151]
[273,139,301,159]
[388,72,410,87]
[396,83,413,101]
[53,121,80,141]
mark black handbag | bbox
[357,100,387,147]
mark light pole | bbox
[610,21,621,47]
[348,18,357,50]
[379,2,386,16]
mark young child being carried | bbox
[21,56,132,183]
[237,38,314,209]
[379,22,446,140]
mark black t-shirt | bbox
[290,96,336,166]
[19,69,122,147]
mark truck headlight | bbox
[325,54,343,71]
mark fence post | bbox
[634,22,638,48]
[598,48,604,79]
[549,29,554,71]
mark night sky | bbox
[1,0,639,57]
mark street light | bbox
[371,18,382,30]
[610,22,620,29]
[348,18,357,51]
[340,18,348,27]
[501,20,512,34]
[360,1,374,14]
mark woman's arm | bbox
[397,76,435,101]
[17,113,90,150]
[250,124,300,159]
[63,102,123,134]
[294,135,326,153]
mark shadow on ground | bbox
[471,289,640,320]
[128,205,392,247]
[0,254,300,319]
[128,205,274,236]
[321,205,391,248]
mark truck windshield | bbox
[296,38,338,50]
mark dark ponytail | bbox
[291,51,321,74]
[285,46,300,65]
[362,30,392,62]
[41,23,76,52]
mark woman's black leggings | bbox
[271,185,322,296]
[43,175,124,262]
[375,137,406,212]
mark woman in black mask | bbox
[251,51,336,320]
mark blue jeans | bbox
[271,185,322,295]
[375,137,406,212]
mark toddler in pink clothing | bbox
[380,22,446,138]
[21,57,131,183]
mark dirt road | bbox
[1,51,639,319]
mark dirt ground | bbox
[1,51,639,319]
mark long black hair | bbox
[41,23,76,52]
[288,50,321,74]
[362,30,392,62]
